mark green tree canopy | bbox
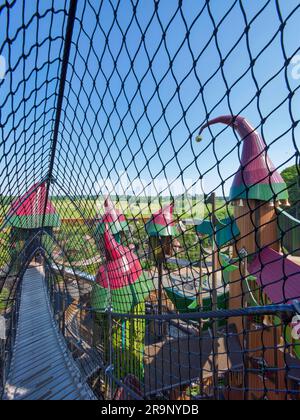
[281,164,300,218]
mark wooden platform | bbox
[143,326,243,396]
[3,266,96,400]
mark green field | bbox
[51,196,230,220]
[51,198,203,219]
[0,288,9,312]
[1,195,230,220]
[0,196,231,277]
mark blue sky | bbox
[0,0,299,201]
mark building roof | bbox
[97,229,143,289]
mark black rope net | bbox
[0,0,300,400]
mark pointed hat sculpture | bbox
[92,228,153,313]
[146,204,179,237]
[96,197,129,236]
[198,116,288,202]
[7,182,60,229]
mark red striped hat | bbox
[7,182,60,229]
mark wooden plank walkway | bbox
[3,266,96,400]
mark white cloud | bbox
[0,55,6,80]
[96,171,204,198]
[291,55,300,81]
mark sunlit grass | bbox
[0,288,9,312]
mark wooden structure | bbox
[91,229,153,385]
[198,115,296,399]
[6,182,60,264]
[146,204,179,261]
[145,204,179,335]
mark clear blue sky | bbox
[0,0,299,201]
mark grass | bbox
[52,197,232,220]
[0,219,209,277]
[52,198,207,219]
[0,231,12,270]
[0,196,232,278]
[0,288,9,312]
[1,196,231,220]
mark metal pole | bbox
[42,0,78,228]
[198,242,203,322]
[158,259,163,337]
[157,196,164,338]
[241,253,249,401]
[210,192,219,399]
[198,239,204,396]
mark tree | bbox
[281,165,300,218]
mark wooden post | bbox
[230,199,285,399]
[149,236,166,338]
[148,201,176,339]
[230,199,280,328]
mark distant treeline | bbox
[42,194,208,202]
[0,194,224,204]
[0,196,13,206]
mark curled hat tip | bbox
[104,196,112,207]
[195,135,203,143]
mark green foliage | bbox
[0,288,9,312]
[0,231,12,269]
[0,195,235,279]
[281,165,300,218]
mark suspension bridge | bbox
[2,265,96,401]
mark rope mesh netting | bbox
[0,0,300,400]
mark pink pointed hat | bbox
[146,204,179,237]
[92,228,153,313]
[7,182,60,228]
[199,116,288,202]
[96,197,128,236]
[98,229,142,289]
